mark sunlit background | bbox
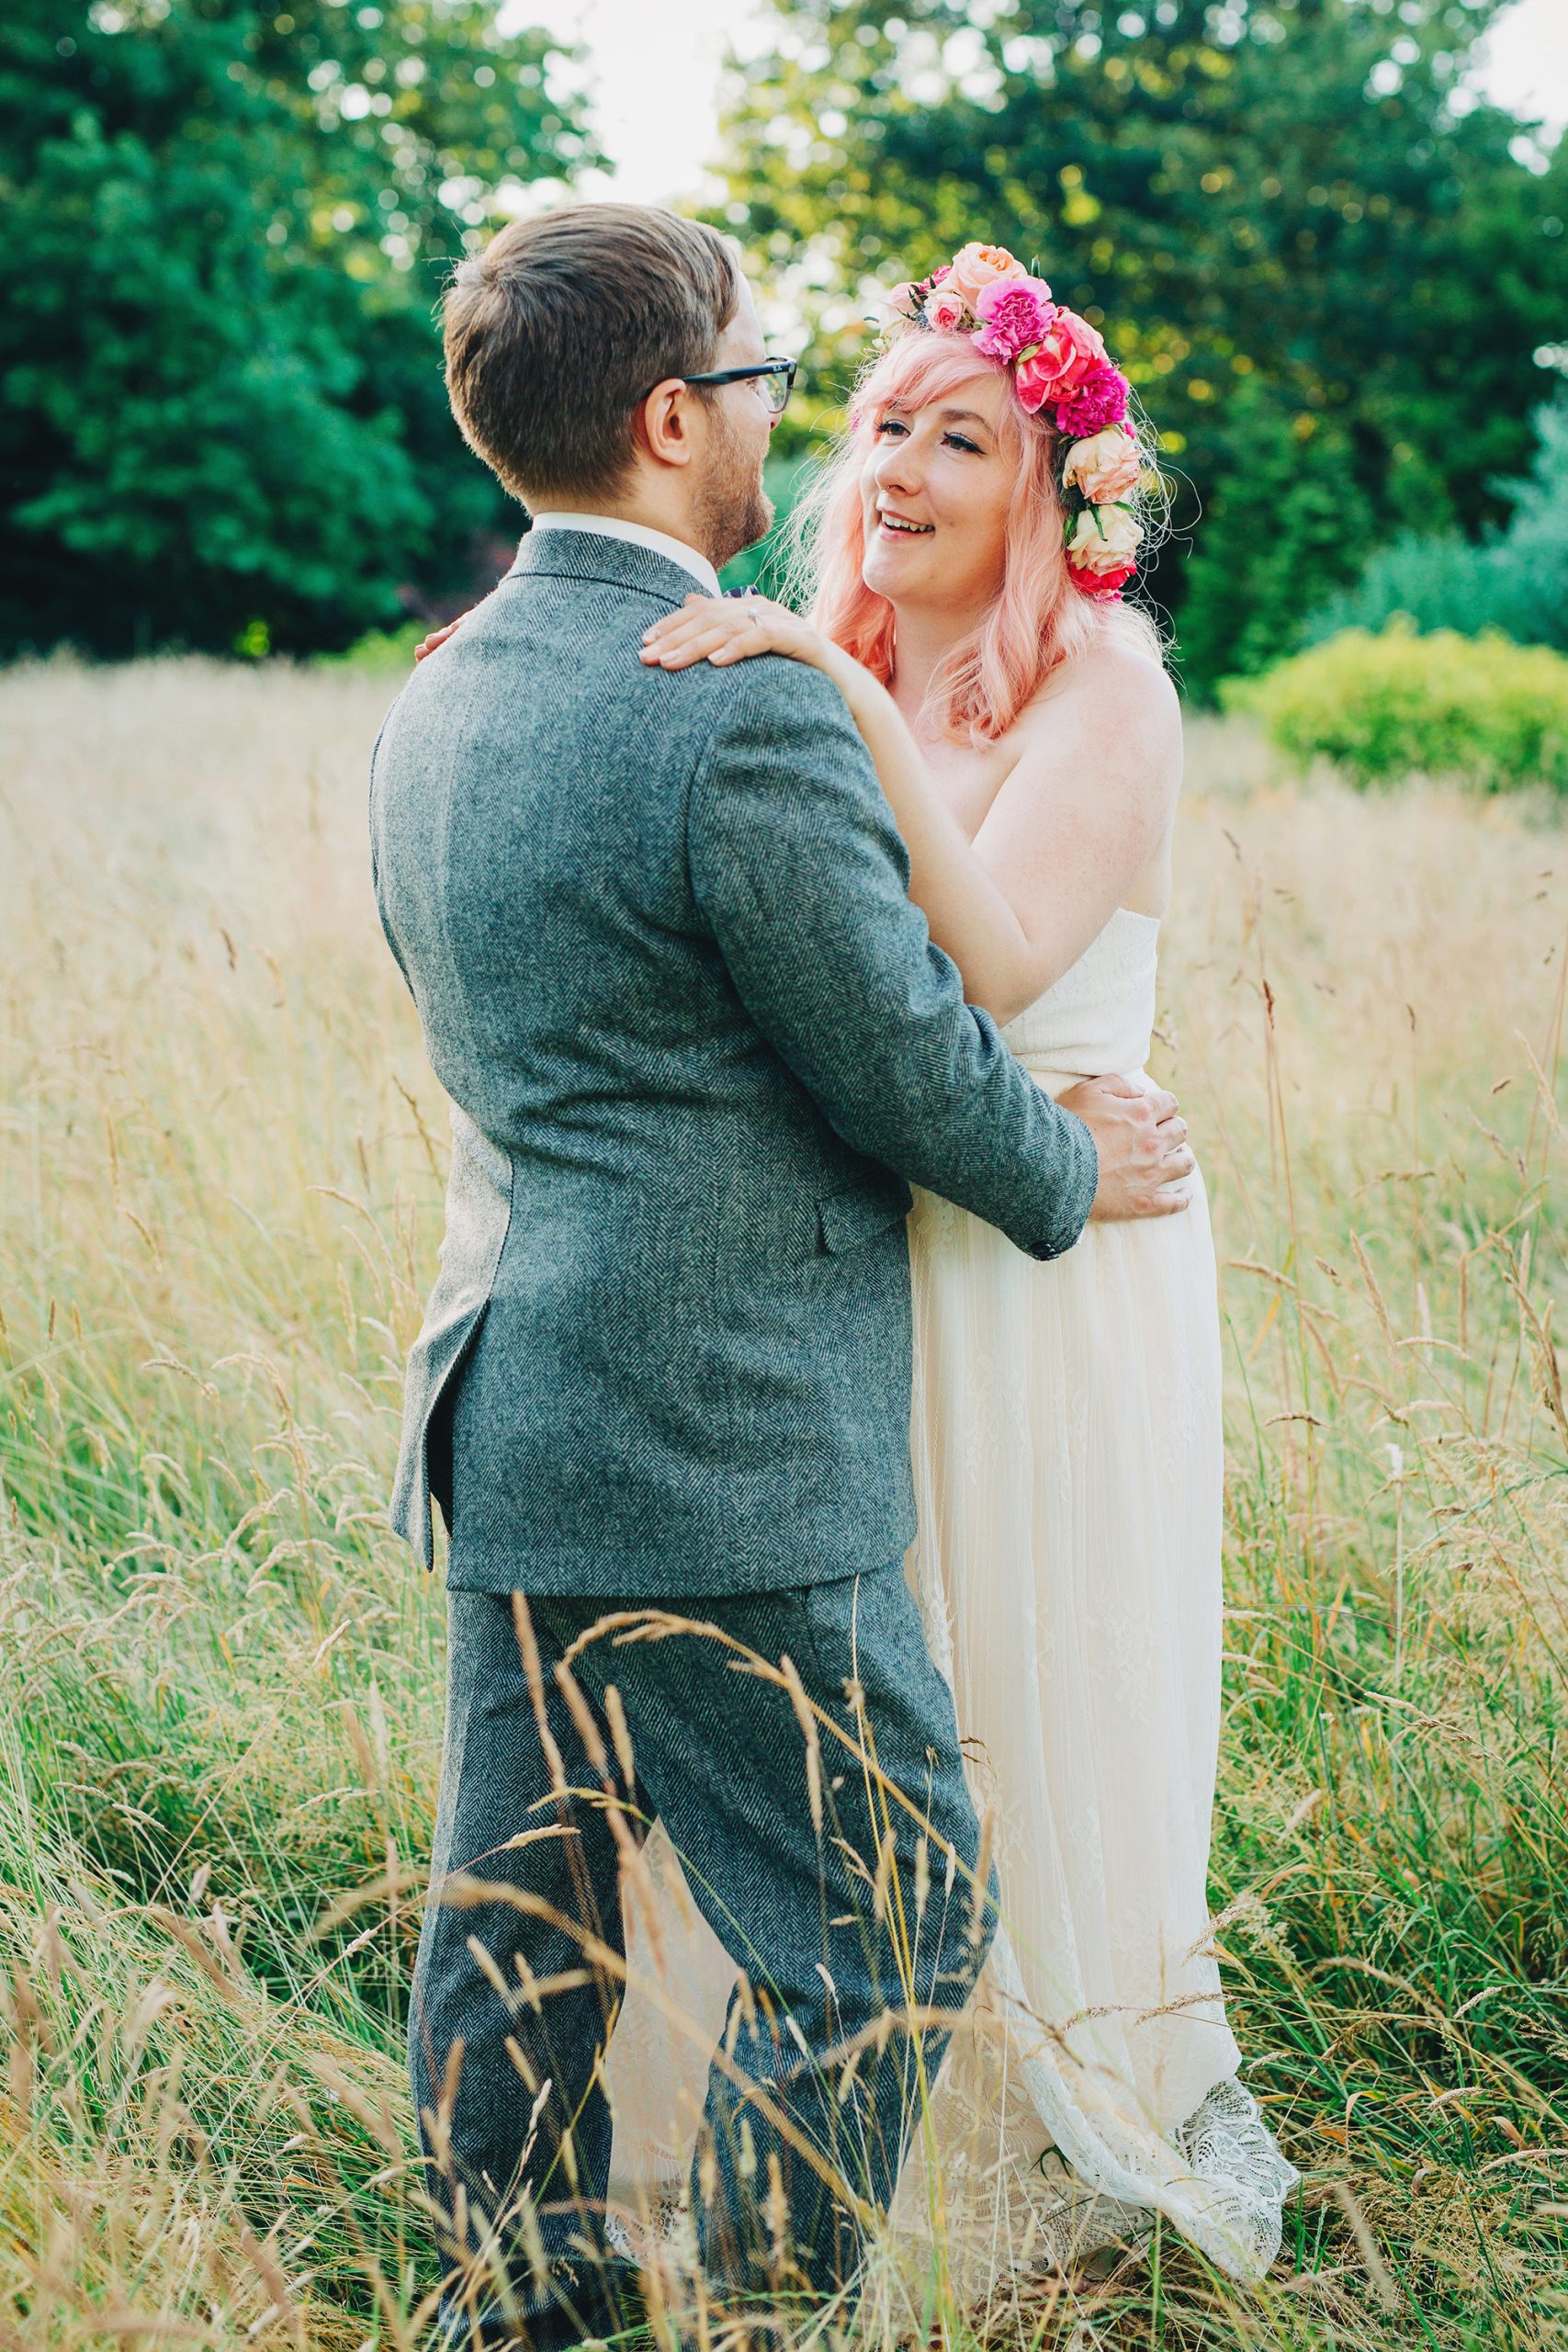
[520,0,1566,208]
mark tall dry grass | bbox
[0,660,1564,2349]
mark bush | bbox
[1225,620,1568,792]
[317,618,427,674]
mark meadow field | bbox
[1,656,1565,2351]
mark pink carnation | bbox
[1053,360,1131,437]
[971,276,1056,364]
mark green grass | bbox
[0,663,1564,2346]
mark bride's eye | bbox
[874,417,908,438]
[945,433,981,454]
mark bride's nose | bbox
[873,437,924,496]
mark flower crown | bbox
[886,241,1147,602]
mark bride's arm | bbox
[641,595,1179,1027]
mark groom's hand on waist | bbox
[1061,1075,1194,1222]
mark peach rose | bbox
[1066,504,1143,578]
[924,283,969,331]
[1062,426,1143,504]
[943,241,1026,311]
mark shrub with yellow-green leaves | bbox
[1224,620,1568,792]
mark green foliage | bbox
[0,0,594,657]
[1227,620,1568,790]
[318,616,428,672]
[1174,376,1359,691]
[1304,388,1568,653]
[715,0,1568,696]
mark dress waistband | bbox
[1015,1060,1153,1101]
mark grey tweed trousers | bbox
[408,1562,990,2342]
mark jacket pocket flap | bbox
[817,1181,913,1256]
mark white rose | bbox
[1066,504,1143,577]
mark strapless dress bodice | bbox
[1001,907,1159,1091]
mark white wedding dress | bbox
[602,908,1297,2294]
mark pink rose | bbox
[1061,425,1143,503]
[930,264,952,284]
[887,281,924,314]
[924,283,969,332]
[971,276,1056,364]
[1011,347,1057,413]
[943,241,1026,311]
[1053,359,1131,437]
[1028,308,1108,401]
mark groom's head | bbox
[444,203,774,568]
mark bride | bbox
[610,242,1298,2294]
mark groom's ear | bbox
[634,379,699,472]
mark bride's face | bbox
[859,370,1016,616]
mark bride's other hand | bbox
[639,593,830,673]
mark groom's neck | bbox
[531,486,710,563]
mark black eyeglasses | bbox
[642,358,797,417]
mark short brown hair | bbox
[443,203,740,506]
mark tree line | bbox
[3,0,1564,687]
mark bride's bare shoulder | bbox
[1025,636,1180,741]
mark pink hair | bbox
[785,329,1159,743]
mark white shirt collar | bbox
[526,513,720,597]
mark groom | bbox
[371,203,1192,2346]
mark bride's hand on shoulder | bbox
[638,593,831,674]
[413,618,463,662]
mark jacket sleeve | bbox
[685,658,1098,1261]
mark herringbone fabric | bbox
[369,528,1097,1595]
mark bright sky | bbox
[509,0,1566,207]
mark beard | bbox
[696,402,774,571]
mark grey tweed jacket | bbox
[369,528,1098,1594]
